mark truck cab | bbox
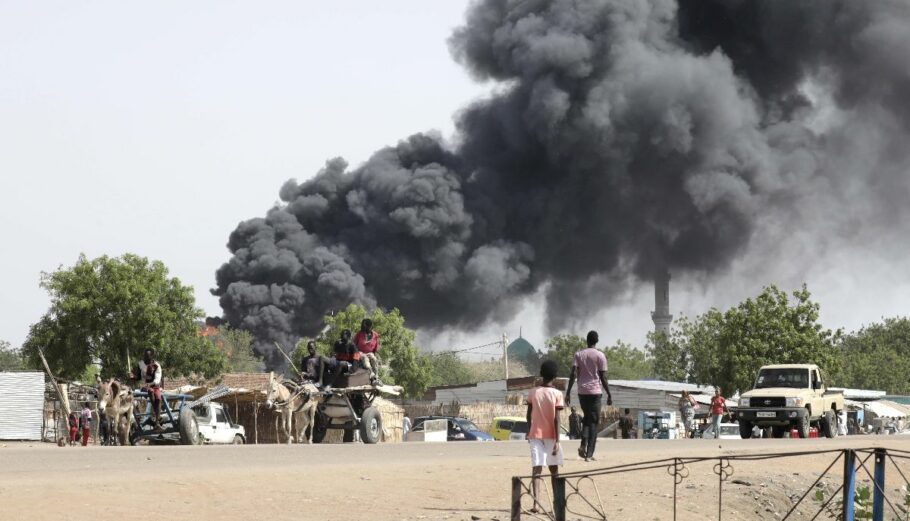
[192,402,246,444]
[735,364,843,439]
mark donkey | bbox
[265,374,322,444]
[97,376,134,446]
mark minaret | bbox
[651,270,673,335]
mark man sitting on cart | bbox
[300,340,331,387]
[323,329,360,391]
[132,348,163,431]
[353,318,381,385]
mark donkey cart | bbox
[311,377,402,444]
[128,385,233,445]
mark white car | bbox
[192,403,246,444]
[703,422,740,440]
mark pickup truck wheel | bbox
[739,420,753,439]
[232,434,244,445]
[796,414,810,439]
[771,425,787,438]
[822,411,837,438]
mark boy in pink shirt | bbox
[526,359,564,513]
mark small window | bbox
[499,420,514,430]
[215,408,228,424]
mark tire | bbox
[343,428,355,443]
[360,407,382,444]
[796,414,810,439]
[232,434,244,445]
[739,420,753,439]
[178,408,201,445]
[822,410,837,438]
[771,425,787,438]
[312,414,327,444]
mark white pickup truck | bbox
[191,402,246,444]
[735,364,844,439]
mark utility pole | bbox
[502,332,510,380]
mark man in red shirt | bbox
[353,319,380,383]
[710,387,728,439]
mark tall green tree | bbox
[22,254,227,380]
[680,285,841,394]
[646,329,690,383]
[604,341,654,380]
[316,304,430,398]
[0,340,27,371]
[425,352,476,387]
[210,327,263,373]
[839,317,910,394]
[543,334,585,377]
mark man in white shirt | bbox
[402,415,412,441]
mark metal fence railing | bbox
[511,447,910,521]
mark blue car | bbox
[411,415,493,441]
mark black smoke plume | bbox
[215,0,910,368]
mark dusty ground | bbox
[1,436,908,521]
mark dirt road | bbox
[1,437,908,521]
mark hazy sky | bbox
[2,1,907,356]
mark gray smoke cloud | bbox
[215,0,910,368]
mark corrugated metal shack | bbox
[0,371,46,440]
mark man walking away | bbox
[710,387,727,439]
[678,390,698,438]
[526,360,564,514]
[80,402,92,446]
[566,330,612,462]
[568,407,583,440]
[619,409,635,439]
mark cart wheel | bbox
[312,414,328,444]
[343,428,355,443]
[360,407,382,444]
[178,408,200,445]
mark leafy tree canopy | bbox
[671,284,841,394]
[22,254,226,380]
[209,327,263,373]
[839,317,910,394]
[0,340,27,371]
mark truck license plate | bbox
[756,412,776,418]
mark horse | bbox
[265,374,322,444]
[96,376,134,446]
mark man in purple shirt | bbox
[565,330,612,462]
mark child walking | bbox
[526,360,564,514]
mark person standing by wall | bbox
[619,408,635,439]
[67,412,79,446]
[79,402,92,446]
[568,407,583,440]
[710,387,727,439]
[402,414,412,441]
[678,390,697,439]
[565,330,612,462]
